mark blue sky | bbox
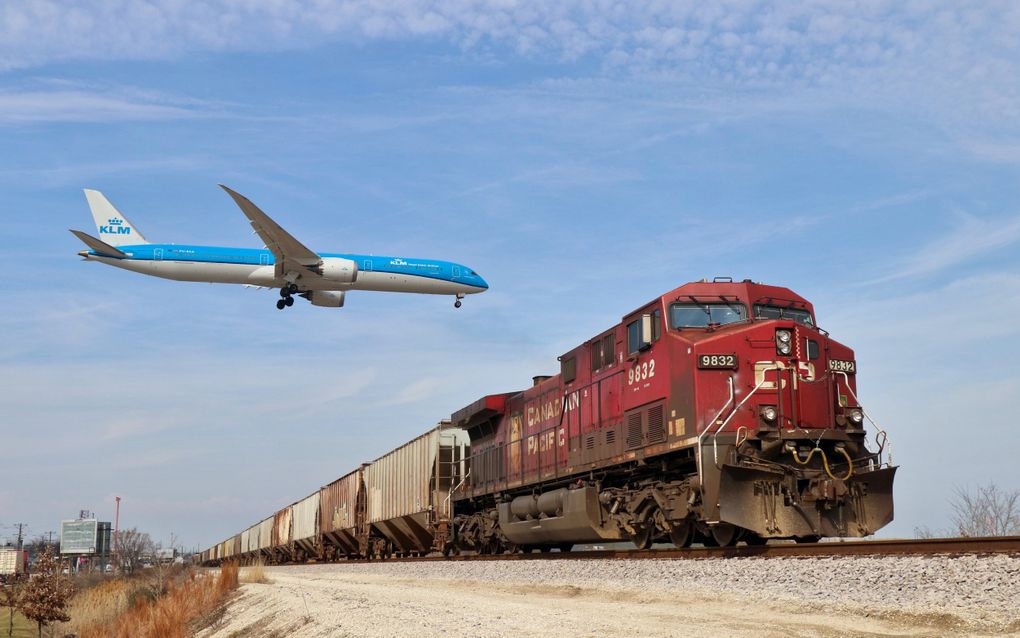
[1,2,1019,550]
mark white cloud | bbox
[0,89,205,124]
[1,3,1017,157]
[867,211,1020,283]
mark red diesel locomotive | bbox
[448,278,895,550]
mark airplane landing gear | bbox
[454,294,464,309]
[277,284,299,310]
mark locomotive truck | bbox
[202,279,895,562]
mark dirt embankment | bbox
[198,556,1020,638]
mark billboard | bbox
[60,519,98,554]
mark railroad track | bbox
[354,536,1020,564]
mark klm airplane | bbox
[70,185,489,310]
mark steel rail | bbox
[347,536,1020,564]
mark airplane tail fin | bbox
[83,189,149,246]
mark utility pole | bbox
[113,496,121,572]
[15,523,25,550]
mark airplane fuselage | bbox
[80,243,488,296]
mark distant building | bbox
[60,518,112,572]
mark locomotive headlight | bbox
[848,408,864,425]
[760,406,777,422]
[775,329,792,355]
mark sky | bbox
[1,1,1019,550]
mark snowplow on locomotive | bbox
[448,278,895,551]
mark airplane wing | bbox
[218,185,322,278]
[69,229,129,258]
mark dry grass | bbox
[239,558,270,584]
[64,563,240,638]
[60,578,135,632]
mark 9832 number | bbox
[698,353,737,369]
[628,359,655,385]
[828,359,856,374]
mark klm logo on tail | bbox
[99,218,131,235]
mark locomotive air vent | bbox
[533,375,553,387]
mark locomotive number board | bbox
[697,353,738,369]
[828,359,857,374]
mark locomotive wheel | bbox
[709,523,740,547]
[743,533,768,546]
[630,524,654,550]
[669,520,693,548]
[557,544,573,553]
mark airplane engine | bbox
[318,257,358,283]
[304,290,346,307]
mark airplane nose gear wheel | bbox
[454,293,464,308]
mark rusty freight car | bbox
[320,467,366,559]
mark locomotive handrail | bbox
[443,468,471,519]
[709,366,780,467]
[696,376,734,490]
[833,370,892,466]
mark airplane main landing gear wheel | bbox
[278,284,299,309]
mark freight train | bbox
[201,279,895,564]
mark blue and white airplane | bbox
[70,185,488,310]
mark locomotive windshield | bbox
[754,304,814,326]
[670,302,747,328]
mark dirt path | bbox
[197,564,1012,638]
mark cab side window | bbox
[602,333,615,367]
[561,356,577,383]
[627,320,640,354]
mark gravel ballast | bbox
[201,554,1020,637]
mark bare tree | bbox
[2,577,24,638]
[115,528,154,573]
[913,525,936,539]
[951,483,1020,537]
[18,550,74,638]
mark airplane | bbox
[70,185,489,310]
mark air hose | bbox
[789,446,854,481]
